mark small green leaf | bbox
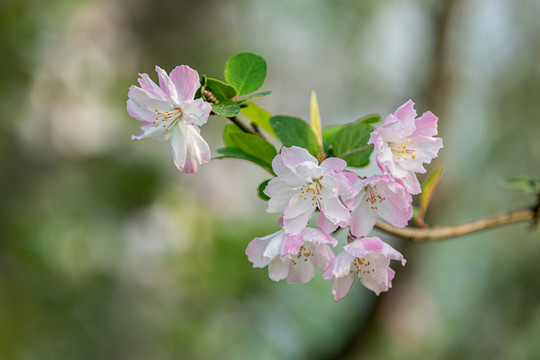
[239,91,272,101]
[212,100,240,117]
[206,77,237,101]
[228,132,277,165]
[223,124,242,147]
[216,147,273,172]
[270,115,319,157]
[257,179,272,201]
[332,123,374,167]
[359,114,381,125]
[240,101,275,136]
[194,74,207,100]
[420,166,445,213]
[498,175,540,196]
[224,52,267,95]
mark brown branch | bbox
[374,207,538,242]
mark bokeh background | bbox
[1,0,540,359]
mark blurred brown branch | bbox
[375,206,539,242]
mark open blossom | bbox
[246,227,337,283]
[264,146,354,235]
[323,237,406,300]
[127,65,212,173]
[369,100,443,194]
[346,174,413,237]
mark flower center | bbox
[350,257,376,279]
[291,245,313,266]
[299,176,323,207]
[152,106,184,132]
[365,186,385,210]
[390,138,417,160]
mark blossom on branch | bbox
[127,65,212,173]
[346,174,413,237]
[264,146,353,235]
[323,237,406,300]
[246,227,337,283]
[369,100,443,194]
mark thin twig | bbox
[374,207,538,242]
[338,144,374,159]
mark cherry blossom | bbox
[346,174,413,237]
[323,237,406,300]
[264,146,353,235]
[127,65,212,173]
[369,100,443,194]
[246,227,337,284]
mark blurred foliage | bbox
[0,0,540,359]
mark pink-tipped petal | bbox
[331,274,355,302]
[155,66,179,104]
[169,65,201,103]
[171,124,210,173]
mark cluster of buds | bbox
[126,61,443,301]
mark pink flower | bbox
[264,146,353,235]
[346,174,413,237]
[369,100,443,194]
[323,237,406,300]
[246,227,337,284]
[127,65,212,173]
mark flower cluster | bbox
[126,61,443,301]
[246,100,443,301]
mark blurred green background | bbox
[1,0,540,359]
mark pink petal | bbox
[169,65,200,103]
[317,211,339,234]
[319,196,351,226]
[282,208,315,236]
[245,231,285,268]
[182,99,212,127]
[268,257,290,281]
[393,99,417,126]
[137,72,167,100]
[349,201,377,237]
[375,177,413,228]
[170,124,210,173]
[331,274,355,302]
[155,66,179,104]
[281,233,304,257]
[323,250,355,279]
[301,227,338,246]
[286,258,316,284]
[413,111,439,137]
[320,157,347,172]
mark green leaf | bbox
[239,91,272,101]
[228,132,277,165]
[322,125,343,153]
[332,122,374,167]
[223,124,242,147]
[257,179,271,201]
[269,115,319,157]
[206,77,237,101]
[212,100,240,117]
[359,114,381,125]
[420,166,445,213]
[224,52,267,95]
[498,175,540,196]
[216,147,273,172]
[240,101,275,136]
[194,74,207,100]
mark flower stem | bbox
[338,145,374,159]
